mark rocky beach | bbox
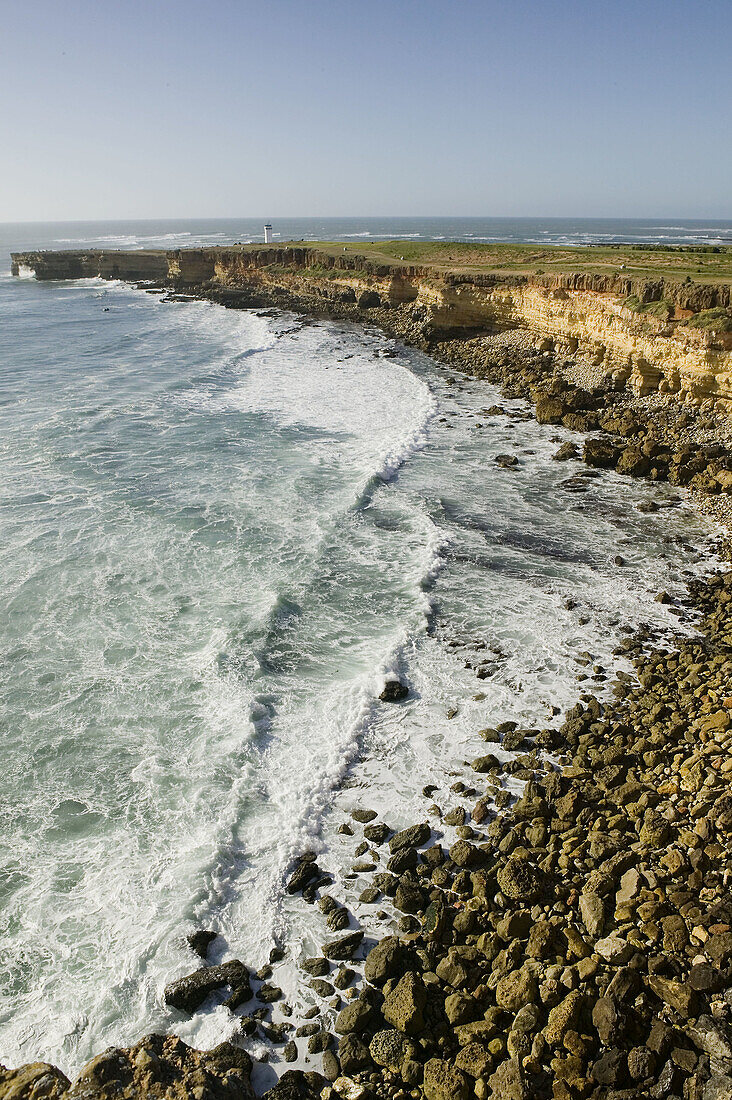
[5,241,732,1100]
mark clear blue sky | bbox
[2,0,730,221]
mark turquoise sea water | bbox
[0,220,720,1079]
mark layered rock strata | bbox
[11,247,732,408]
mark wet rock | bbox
[584,437,620,468]
[306,1032,332,1055]
[335,1000,375,1036]
[379,680,409,703]
[363,823,391,845]
[164,960,251,1014]
[394,879,425,914]
[287,856,320,895]
[261,1069,326,1100]
[310,979,334,997]
[448,840,485,868]
[295,1023,321,1038]
[495,453,519,467]
[617,445,651,477]
[333,966,354,990]
[327,908,351,932]
[502,727,530,750]
[351,809,377,823]
[553,441,578,461]
[535,396,567,425]
[301,957,330,977]
[322,932,363,961]
[257,983,282,1003]
[389,823,430,853]
[321,1050,340,1082]
[386,847,417,874]
[187,930,218,959]
[261,1022,289,1043]
[470,753,499,773]
[283,1041,297,1063]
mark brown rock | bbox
[486,1057,531,1100]
[496,965,538,1012]
[0,1063,70,1100]
[64,1036,254,1100]
[422,1058,470,1100]
[647,975,697,1017]
[496,858,543,901]
[382,972,427,1035]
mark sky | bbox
[1,0,730,221]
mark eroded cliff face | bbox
[11,250,170,281]
[11,246,732,408]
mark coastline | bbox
[4,256,732,1100]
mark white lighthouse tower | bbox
[263,224,273,244]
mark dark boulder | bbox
[322,931,363,960]
[389,823,430,853]
[584,437,620,468]
[164,960,251,1014]
[380,680,409,703]
[187,930,218,959]
[363,936,416,985]
[357,290,381,309]
[286,855,320,895]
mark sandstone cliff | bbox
[11,246,732,408]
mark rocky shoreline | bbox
[3,280,732,1100]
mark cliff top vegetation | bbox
[276,239,732,285]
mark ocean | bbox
[0,218,721,1083]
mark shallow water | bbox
[0,226,717,1077]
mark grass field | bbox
[253,239,732,285]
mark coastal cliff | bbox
[11,245,732,409]
[7,243,732,1100]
